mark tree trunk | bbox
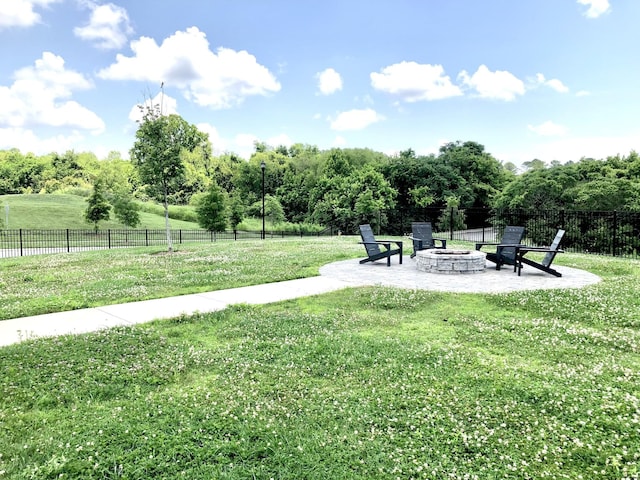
[163,184,173,252]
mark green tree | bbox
[264,194,286,225]
[437,141,507,208]
[248,194,286,226]
[84,180,111,232]
[228,193,245,232]
[436,195,467,232]
[112,192,141,229]
[196,183,228,232]
[130,105,209,251]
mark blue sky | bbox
[0,0,638,168]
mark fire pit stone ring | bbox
[415,249,486,274]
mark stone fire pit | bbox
[416,249,486,274]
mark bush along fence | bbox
[405,207,640,259]
[0,228,335,258]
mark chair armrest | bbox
[476,242,525,249]
[475,241,500,249]
[375,239,403,247]
[516,246,564,254]
[360,240,403,247]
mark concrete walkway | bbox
[0,258,601,347]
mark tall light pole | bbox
[260,160,266,240]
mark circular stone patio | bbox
[319,258,601,293]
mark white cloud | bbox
[577,0,611,18]
[221,133,257,159]
[332,135,347,147]
[195,123,225,153]
[98,27,281,109]
[458,65,525,101]
[0,127,83,155]
[316,68,342,95]
[267,133,293,149]
[0,0,60,29]
[330,108,384,131]
[128,92,179,123]
[534,73,569,93]
[370,61,462,102]
[0,52,104,133]
[524,133,639,164]
[528,121,568,136]
[74,2,133,49]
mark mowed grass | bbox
[0,237,364,320]
[0,194,198,230]
[1,241,639,479]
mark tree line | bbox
[1,111,639,236]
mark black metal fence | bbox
[0,228,334,258]
[2,209,639,259]
[410,208,640,259]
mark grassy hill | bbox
[0,194,200,230]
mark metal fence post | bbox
[612,210,618,257]
[66,229,70,253]
[449,207,454,240]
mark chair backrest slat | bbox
[542,229,565,267]
[359,224,381,257]
[499,226,526,263]
[411,222,434,250]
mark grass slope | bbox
[0,194,199,230]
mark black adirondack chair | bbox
[475,225,526,270]
[514,229,565,277]
[359,224,403,267]
[409,222,447,258]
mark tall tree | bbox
[84,179,111,232]
[130,105,208,251]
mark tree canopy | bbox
[2,138,638,235]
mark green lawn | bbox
[1,239,639,479]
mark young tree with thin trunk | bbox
[130,104,208,251]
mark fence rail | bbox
[0,228,333,258]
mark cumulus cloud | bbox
[333,135,347,147]
[0,52,104,132]
[98,27,281,109]
[266,133,293,149]
[577,0,611,18]
[534,73,570,93]
[128,92,179,123]
[528,121,568,136]
[0,0,60,29]
[330,108,384,131]
[74,2,133,49]
[371,61,462,102]
[316,68,342,95]
[522,133,640,165]
[0,127,84,154]
[458,65,525,101]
